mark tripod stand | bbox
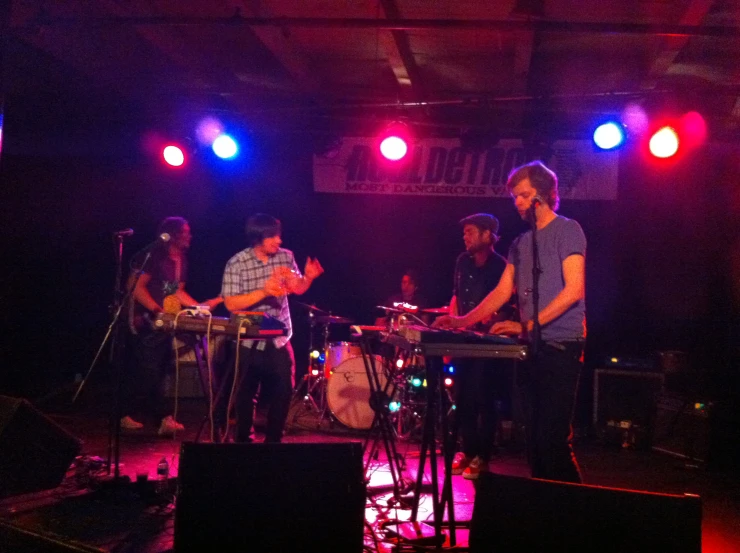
[357,332,412,504]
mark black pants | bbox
[455,359,509,463]
[234,341,294,443]
[519,341,584,483]
[124,330,174,425]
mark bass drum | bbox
[327,355,387,430]
[324,342,362,378]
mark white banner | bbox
[313,138,618,200]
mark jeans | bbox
[519,341,584,483]
[454,359,512,463]
[124,330,174,425]
[234,341,295,443]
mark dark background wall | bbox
[1,76,738,428]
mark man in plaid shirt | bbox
[222,213,323,443]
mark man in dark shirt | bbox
[124,217,222,435]
[375,269,429,326]
[449,213,510,479]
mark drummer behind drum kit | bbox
[292,301,451,438]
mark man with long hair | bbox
[124,217,222,435]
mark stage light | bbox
[379,136,408,161]
[649,126,679,158]
[411,377,422,388]
[377,122,412,162]
[212,134,238,159]
[311,369,319,376]
[396,358,405,369]
[444,377,453,387]
[163,145,185,167]
[318,353,325,362]
[311,350,321,359]
[389,401,401,413]
[593,122,625,150]
[679,111,707,149]
[195,117,224,146]
[622,103,649,136]
[446,365,455,374]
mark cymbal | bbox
[314,315,353,324]
[421,306,450,314]
[295,301,328,313]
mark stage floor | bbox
[1,396,739,552]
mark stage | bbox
[1,395,739,553]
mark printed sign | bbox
[313,138,618,199]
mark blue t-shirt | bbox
[508,216,586,342]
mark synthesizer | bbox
[151,311,287,338]
[387,325,528,360]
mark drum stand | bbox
[292,316,333,428]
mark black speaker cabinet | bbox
[0,396,82,499]
[470,473,702,553]
[174,441,366,553]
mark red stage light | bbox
[163,145,185,167]
[649,127,679,159]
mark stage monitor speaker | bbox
[174,442,366,553]
[470,473,701,553]
[0,396,82,499]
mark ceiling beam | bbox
[642,0,716,89]
[379,0,425,101]
[232,0,322,96]
[17,15,740,37]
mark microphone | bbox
[141,233,171,251]
[113,228,134,237]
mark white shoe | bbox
[158,415,185,436]
[120,416,144,430]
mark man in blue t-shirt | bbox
[435,161,586,483]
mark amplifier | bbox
[593,369,664,447]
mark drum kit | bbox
[294,301,451,438]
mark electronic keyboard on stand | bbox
[386,325,528,360]
[151,311,287,338]
[383,325,528,547]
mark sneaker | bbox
[158,415,185,436]
[462,456,489,480]
[120,416,144,430]
[451,453,473,475]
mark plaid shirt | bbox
[221,247,300,349]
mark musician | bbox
[448,213,510,480]
[123,217,223,435]
[435,161,586,484]
[221,213,323,443]
[375,269,429,326]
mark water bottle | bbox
[155,457,170,495]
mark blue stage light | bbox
[593,122,625,150]
[212,134,238,159]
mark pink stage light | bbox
[679,111,708,149]
[379,136,409,161]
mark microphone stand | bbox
[528,206,542,358]
[73,236,153,480]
